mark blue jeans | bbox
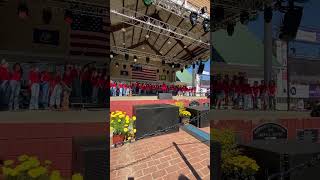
[0,80,9,106]
[8,80,21,110]
[40,82,49,108]
[111,87,116,96]
[92,86,98,103]
[119,88,123,96]
[30,83,40,110]
[50,85,62,107]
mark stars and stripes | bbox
[69,14,109,57]
[132,66,157,81]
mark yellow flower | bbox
[2,167,14,176]
[44,160,52,165]
[4,160,14,167]
[132,116,136,121]
[124,128,128,132]
[118,119,121,122]
[128,137,131,140]
[72,173,83,180]
[18,154,29,162]
[133,129,137,133]
[125,120,130,124]
[110,127,114,131]
[111,120,114,123]
[125,116,130,121]
[119,114,125,118]
[50,170,62,180]
[27,167,47,178]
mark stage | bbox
[110,96,209,116]
[0,110,108,177]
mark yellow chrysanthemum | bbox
[128,137,131,140]
[18,154,29,162]
[72,173,83,180]
[50,170,62,180]
[4,160,14,167]
[118,119,121,122]
[27,167,47,178]
[2,167,13,176]
[124,128,128,132]
[44,160,52,165]
[133,129,137,133]
[110,127,114,131]
[125,120,130,124]
[125,116,129,121]
[132,116,136,121]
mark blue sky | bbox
[188,0,320,80]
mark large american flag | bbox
[69,14,109,57]
[132,66,157,81]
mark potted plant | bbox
[211,129,259,180]
[174,101,191,124]
[110,111,136,146]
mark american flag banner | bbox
[69,14,109,57]
[132,66,157,81]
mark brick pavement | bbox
[110,128,210,180]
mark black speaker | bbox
[311,104,320,117]
[186,106,210,128]
[133,104,179,139]
[158,93,173,100]
[279,6,303,41]
[72,136,109,180]
[197,63,204,74]
[240,140,320,180]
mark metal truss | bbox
[111,7,209,49]
[111,46,188,64]
[152,0,209,23]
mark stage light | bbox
[168,41,171,44]
[192,63,195,69]
[264,6,273,23]
[125,54,129,60]
[64,10,73,24]
[121,28,126,32]
[184,45,187,49]
[42,8,52,24]
[227,23,235,36]
[171,64,175,68]
[190,12,198,26]
[146,57,150,63]
[123,65,126,69]
[115,62,119,67]
[202,18,210,32]
[162,60,165,65]
[134,56,137,62]
[110,53,114,59]
[145,34,149,39]
[200,7,207,15]
[18,2,29,19]
[240,11,249,25]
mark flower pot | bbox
[112,134,125,146]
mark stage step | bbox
[181,124,210,146]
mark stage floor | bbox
[0,109,108,123]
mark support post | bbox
[264,4,273,84]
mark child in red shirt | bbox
[28,65,40,110]
[252,81,260,110]
[49,71,62,110]
[0,61,9,106]
[40,69,51,109]
[8,63,22,111]
[268,80,277,110]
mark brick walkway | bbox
[110,128,210,180]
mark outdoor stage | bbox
[0,110,108,177]
[110,96,209,116]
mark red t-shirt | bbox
[11,71,21,81]
[97,78,104,88]
[29,70,40,84]
[71,69,78,80]
[0,67,9,80]
[81,71,90,81]
[234,85,241,94]
[245,84,252,95]
[51,75,61,88]
[259,85,267,94]
[41,71,51,82]
[252,86,260,97]
[215,82,224,92]
[63,73,73,86]
[269,85,276,96]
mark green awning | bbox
[212,23,280,67]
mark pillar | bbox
[264,3,273,83]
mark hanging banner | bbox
[309,84,320,98]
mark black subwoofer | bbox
[133,104,179,139]
[186,106,209,128]
[72,136,109,180]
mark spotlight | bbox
[146,57,150,63]
[133,56,137,62]
[227,23,235,36]
[240,11,249,25]
[200,7,207,14]
[64,10,73,24]
[202,19,210,32]
[171,64,175,68]
[264,6,273,23]
[125,54,129,60]
[42,8,52,24]
[121,28,126,32]
[110,52,114,59]
[189,12,198,26]
[123,65,126,69]
[168,41,171,44]
[184,45,187,49]
[18,2,29,19]
[145,34,149,39]
[192,64,195,69]
[115,62,119,67]
[162,60,165,65]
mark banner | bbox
[290,84,309,98]
[309,84,320,98]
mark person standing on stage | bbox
[28,65,40,110]
[81,66,91,102]
[40,67,51,109]
[252,81,260,110]
[118,81,123,96]
[259,80,268,110]
[0,60,10,107]
[110,80,116,96]
[215,78,225,109]
[268,80,277,111]
[243,79,252,110]
[8,63,22,111]
[50,70,62,110]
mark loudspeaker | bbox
[197,63,204,74]
[279,6,303,41]
[133,104,179,139]
[311,104,320,117]
[72,136,109,180]
[158,93,173,100]
[186,106,210,128]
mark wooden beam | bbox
[146,40,162,56]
